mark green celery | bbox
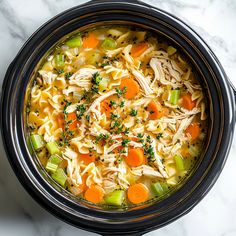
[151,182,163,196]
[87,51,101,65]
[65,35,82,48]
[174,155,185,172]
[98,77,110,92]
[104,190,125,206]
[30,134,45,150]
[167,46,177,56]
[55,54,65,68]
[46,155,62,173]
[46,141,61,155]
[52,168,67,187]
[170,89,180,105]
[101,38,117,50]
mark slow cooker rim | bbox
[1,0,235,234]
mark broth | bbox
[26,26,207,207]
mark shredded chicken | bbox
[131,68,153,95]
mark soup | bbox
[26,26,207,207]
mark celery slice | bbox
[99,77,110,92]
[65,35,82,48]
[104,190,125,206]
[55,54,65,68]
[151,182,163,196]
[167,46,177,56]
[174,155,185,172]
[87,51,101,65]
[52,168,67,187]
[188,145,200,157]
[151,182,169,197]
[101,38,117,50]
[30,134,45,151]
[46,142,61,155]
[160,182,169,192]
[170,89,180,105]
[46,155,62,173]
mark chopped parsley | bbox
[85,114,90,121]
[91,72,102,93]
[63,99,72,116]
[120,100,125,108]
[130,109,138,117]
[144,144,155,161]
[109,100,116,108]
[121,138,130,147]
[95,133,109,144]
[76,104,86,120]
[115,87,127,97]
[110,113,119,120]
[137,133,144,138]
[65,72,72,80]
[146,135,152,143]
[124,127,130,135]
[156,133,163,140]
[57,69,64,74]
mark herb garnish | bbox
[121,138,130,147]
[124,127,130,135]
[115,87,127,97]
[130,109,138,117]
[76,104,86,120]
[110,113,119,120]
[65,72,73,80]
[91,72,102,93]
[156,133,163,140]
[109,100,116,108]
[120,100,125,108]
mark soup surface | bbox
[27,26,207,207]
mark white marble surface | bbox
[0,0,236,235]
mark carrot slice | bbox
[125,148,144,167]
[131,42,149,58]
[80,153,96,165]
[181,93,196,110]
[127,183,149,204]
[83,33,99,49]
[57,113,65,128]
[119,77,140,99]
[159,107,169,117]
[67,112,78,131]
[79,174,88,192]
[147,101,162,120]
[100,100,112,116]
[84,185,104,204]
[186,122,200,141]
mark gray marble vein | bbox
[0,0,236,236]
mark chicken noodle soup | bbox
[27,26,207,207]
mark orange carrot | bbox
[159,107,169,117]
[83,33,99,49]
[181,147,190,158]
[181,93,196,110]
[147,101,162,120]
[67,112,78,130]
[119,77,140,99]
[131,42,149,58]
[84,185,104,204]
[127,183,149,204]
[79,174,88,192]
[57,113,65,128]
[80,153,96,165]
[100,100,112,116]
[185,122,200,141]
[125,148,144,167]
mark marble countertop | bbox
[0,0,236,235]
